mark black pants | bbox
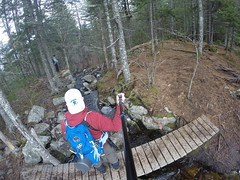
[55,63,60,72]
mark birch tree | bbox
[111,0,131,83]
[0,89,60,166]
[103,0,118,72]
[150,0,155,54]
[198,0,204,56]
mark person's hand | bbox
[116,93,125,104]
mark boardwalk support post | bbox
[119,95,137,180]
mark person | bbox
[61,88,125,174]
[52,55,60,72]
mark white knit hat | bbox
[64,89,85,114]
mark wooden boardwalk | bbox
[20,115,219,180]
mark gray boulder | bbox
[141,116,176,131]
[57,111,65,123]
[34,123,50,135]
[27,105,45,123]
[22,141,42,164]
[50,137,71,157]
[128,105,148,120]
[107,96,115,105]
[51,124,63,140]
[53,97,65,106]
[82,75,97,83]
[67,83,75,89]
[37,136,51,147]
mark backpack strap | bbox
[81,111,99,131]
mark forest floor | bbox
[1,40,240,179]
[127,40,240,175]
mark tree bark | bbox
[0,89,60,166]
[99,8,109,69]
[0,130,15,151]
[198,0,204,56]
[169,0,174,32]
[103,0,118,72]
[0,106,15,133]
[111,0,131,83]
[150,0,155,54]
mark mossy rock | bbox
[165,122,176,129]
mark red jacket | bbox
[61,106,122,140]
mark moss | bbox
[153,112,174,118]
[205,171,223,179]
[18,139,27,148]
[165,122,176,129]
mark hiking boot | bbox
[111,161,120,171]
[95,164,106,174]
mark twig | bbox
[106,38,119,49]
[187,39,199,99]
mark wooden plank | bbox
[117,152,126,180]
[155,138,174,164]
[82,170,89,180]
[201,115,219,133]
[148,140,167,168]
[131,147,144,176]
[62,163,69,180]
[29,166,39,180]
[167,133,186,157]
[178,127,198,150]
[197,117,216,136]
[39,165,48,180]
[50,165,58,180]
[20,167,34,180]
[88,167,96,180]
[110,161,120,180]
[188,122,208,143]
[193,118,212,140]
[161,135,180,161]
[68,163,76,180]
[135,145,152,174]
[172,130,192,154]
[103,164,111,180]
[183,124,202,146]
[57,164,64,180]
[34,165,43,180]
[75,164,83,180]
[95,165,104,180]
[44,165,53,180]
[141,143,160,171]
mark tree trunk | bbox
[191,0,196,40]
[99,8,109,69]
[229,27,235,51]
[150,0,155,54]
[224,27,230,51]
[103,0,118,72]
[169,0,174,32]
[198,0,204,56]
[0,89,60,166]
[0,107,15,133]
[111,0,131,83]
[0,130,15,151]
